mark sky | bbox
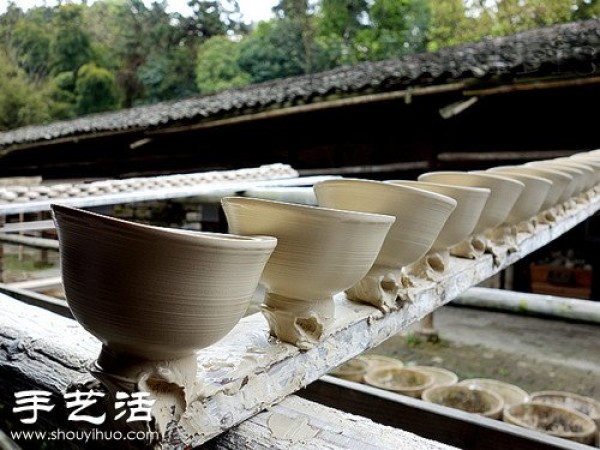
[1,0,279,23]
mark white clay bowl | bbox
[488,166,571,209]
[222,196,394,302]
[525,162,585,197]
[386,180,490,252]
[359,354,404,371]
[329,358,370,383]
[52,204,277,361]
[459,378,529,409]
[314,179,457,269]
[481,171,552,224]
[549,158,596,191]
[422,385,505,419]
[568,154,600,185]
[418,172,524,233]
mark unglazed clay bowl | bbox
[387,180,490,252]
[459,378,529,409]
[52,204,277,361]
[481,171,552,224]
[422,385,504,419]
[411,366,458,388]
[569,154,600,185]
[329,358,370,382]
[488,166,571,209]
[364,367,434,398]
[529,391,600,426]
[418,172,524,234]
[525,162,585,197]
[504,402,597,444]
[221,197,394,347]
[314,179,456,310]
[548,159,595,191]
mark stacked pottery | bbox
[221,197,395,348]
[418,172,524,260]
[52,204,277,380]
[313,179,457,311]
[387,180,490,279]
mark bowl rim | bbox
[419,171,526,191]
[221,195,397,224]
[314,178,458,208]
[483,170,553,187]
[51,203,278,250]
[385,179,491,198]
[488,166,573,182]
[505,401,597,437]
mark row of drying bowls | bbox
[52,150,600,363]
[330,355,600,445]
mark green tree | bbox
[0,50,50,130]
[195,36,250,93]
[74,63,121,115]
[50,5,92,74]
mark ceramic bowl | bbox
[387,180,490,252]
[359,354,404,371]
[411,366,458,388]
[364,367,434,398]
[459,378,529,408]
[488,166,571,209]
[504,402,597,444]
[52,204,277,362]
[422,385,505,419]
[525,161,585,197]
[221,196,394,347]
[481,171,552,224]
[569,154,600,185]
[314,179,456,268]
[314,179,456,310]
[529,391,600,426]
[329,358,370,382]
[549,159,596,191]
[418,172,524,234]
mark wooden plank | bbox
[0,296,454,450]
[0,175,336,216]
[0,220,55,233]
[299,376,591,450]
[206,395,458,450]
[0,192,598,448]
[0,283,70,318]
[0,234,59,250]
[6,277,62,292]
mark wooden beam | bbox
[146,83,467,137]
[463,75,600,97]
[0,220,55,233]
[0,190,598,448]
[298,161,430,176]
[0,283,70,318]
[437,150,576,163]
[300,376,590,450]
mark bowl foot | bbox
[344,264,401,312]
[450,235,486,260]
[261,293,335,349]
[405,250,451,282]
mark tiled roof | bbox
[1,19,598,149]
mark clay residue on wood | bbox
[267,412,318,442]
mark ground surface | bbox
[368,305,600,401]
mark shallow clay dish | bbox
[221,196,394,347]
[329,358,370,382]
[529,391,600,426]
[422,385,504,419]
[52,204,277,362]
[488,166,571,209]
[364,367,434,398]
[387,180,490,252]
[411,366,458,388]
[359,354,404,371]
[481,171,551,224]
[418,172,524,234]
[504,402,597,444]
[459,378,529,408]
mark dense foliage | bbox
[0,0,598,131]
